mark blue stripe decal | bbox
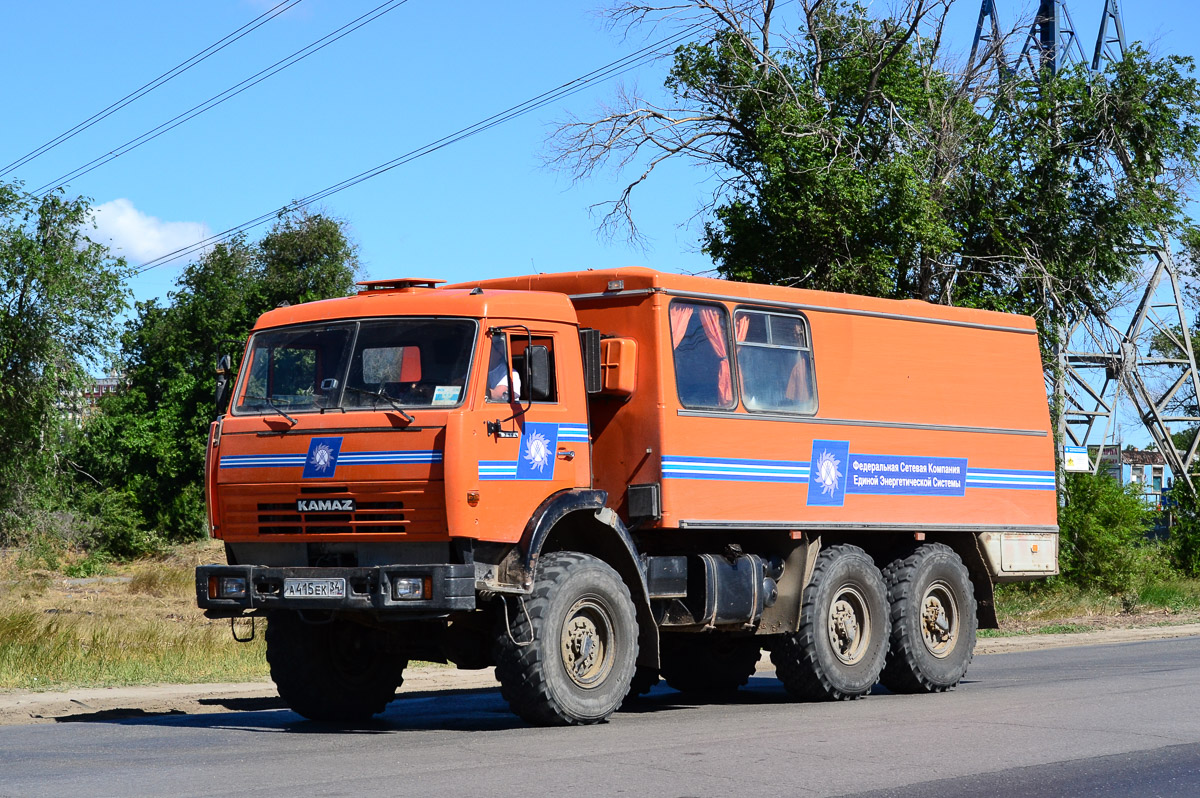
[558,423,590,442]
[221,450,442,469]
[662,456,810,483]
[966,467,1056,490]
[479,461,517,480]
[661,455,1054,491]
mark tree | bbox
[72,210,360,544]
[0,183,129,534]
[552,1,1200,342]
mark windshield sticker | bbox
[431,386,461,406]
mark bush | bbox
[1166,480,1200,577]
[1058,472,1156,595]
[77,487,164,560]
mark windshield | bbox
[234,318,477,416]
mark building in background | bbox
[61,375,123,426]
[1089,443,1170,509]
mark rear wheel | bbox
[494,552,638,725]
[660,634,760,696]
[880,543,977,693]
[772,544,889,701]
[265,611,403,722]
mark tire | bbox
[659,634,760,696]
[880,543,977,694]
[772,544,890,701]
[494,552,638,726]
[265,611,403,722]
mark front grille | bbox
[257,498,406,534]
[219,482,444,539]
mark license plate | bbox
[283,578,346,599]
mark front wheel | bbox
[772,544,890,701]
[265,611,404,722]
[494,552,639,725]
[880,543,977,693]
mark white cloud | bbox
[88,198,211,264]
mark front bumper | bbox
[196,563,475,617]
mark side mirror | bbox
[215,354,232,416]
[525,345,551,401]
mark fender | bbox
[518,488,659,667]
[519,488,607,571]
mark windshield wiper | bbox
[242,395,298,426]
[344,386,415,423]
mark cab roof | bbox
[250,283,579,331]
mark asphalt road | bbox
[2,637,1199,798]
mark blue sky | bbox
[2,0,1196,311]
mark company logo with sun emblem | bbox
[302,436,343,479]
[813,449,842,496]
[807,439,850,506]
[310,443,335,473]
[514,423,560,481]
[523,431,552,473]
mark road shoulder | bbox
[4,623,1199,726]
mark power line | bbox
[0,0,303,180]
[33,0,411,197]
[135,23,702,273]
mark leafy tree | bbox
[553,1,1200,341]
[72,211,360,544]
[0,183,129,537]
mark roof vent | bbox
[356,278,445,294]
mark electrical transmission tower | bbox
[970,0,1200,493]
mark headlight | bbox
[392,576,429,600]
[209,575,248,599]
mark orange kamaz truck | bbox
[197,267,1058,725]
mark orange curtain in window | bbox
[669,303,693,350]
[735,314,750,342]
[698,307,732,405]
[786,354,810,401]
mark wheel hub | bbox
[920,581,958,658]
[827,587,871,665]
[560,597,614,689]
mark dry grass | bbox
[0,540,268,690]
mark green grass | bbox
[0,609,268,690]
[1136,580,1200,612]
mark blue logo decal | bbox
[807,439,849,506]
[302,437,343,479]
[515,422,559,481]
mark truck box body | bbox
[464,268,1056,537]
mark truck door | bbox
[451,325,590,543]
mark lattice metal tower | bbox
[970,0,1200,492]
